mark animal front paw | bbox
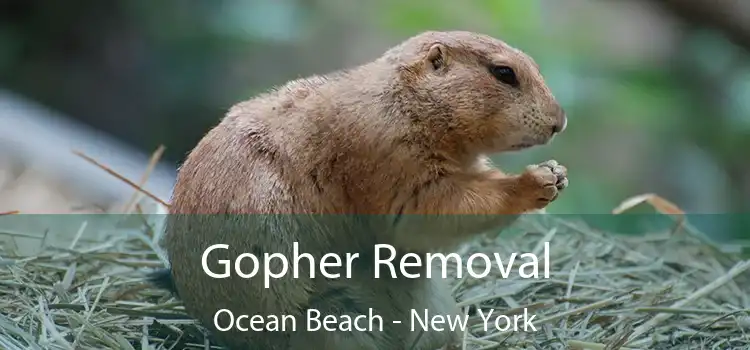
[518,159,568,209]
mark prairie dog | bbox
[151,30,568,350]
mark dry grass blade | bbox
[121,145,166,213]
[72,150,170,208]
[611,193,684,215]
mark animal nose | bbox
[552,110,567,134]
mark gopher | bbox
[150,30,568,350]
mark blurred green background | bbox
[1,0,749,240]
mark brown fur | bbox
[160,31,568,350]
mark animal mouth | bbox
[509,143,534,150]
[509,134,555,150]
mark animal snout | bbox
[551,107,567,135]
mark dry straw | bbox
[1,149,748,349]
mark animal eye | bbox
[490,65,519,87]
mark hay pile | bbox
[1,206,748,350]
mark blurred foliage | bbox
[0,0,749,242]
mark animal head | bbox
[382,31,567,154]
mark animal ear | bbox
[425,43,447,70]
